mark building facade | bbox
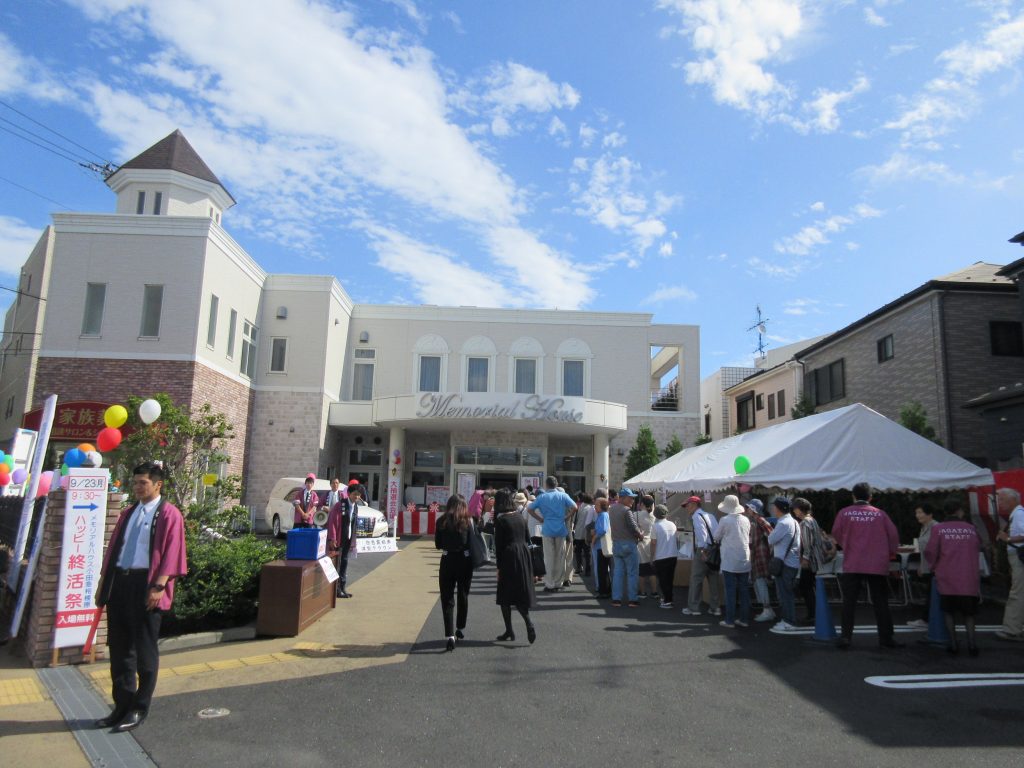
[0,131,700,514]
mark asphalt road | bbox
[133,549,1024,768]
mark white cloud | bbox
[746,256,803,278]
[782,297,821,315]
[864,7,888,27]
[442,10,464,34]
[859,152,967,184]
[649,284,697,302]
[548,115,567,138]
[657,0,804,118]
[773,203,881,256]
[54,0,590,308]
[0,31,73,101]
[885,11,1024,147]
[602,131,627,148]
[796,75,869,133]
[659,241,674,256]
[809,201,825,211]
[579,122,597,147]
[0,216,43,275]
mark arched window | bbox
[461,336,497,393]
[414,334,450,392]
[507,337,545,394]
[556,338,593,398]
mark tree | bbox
[624,425,661,481]
[694,433,713,446]
[791,393,815,419]
[899,401,940,444]
[663,434,684,459]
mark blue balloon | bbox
[64,448,85,468]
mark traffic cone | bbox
[923,579,950,645]
[812,575,837,641]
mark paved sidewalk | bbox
[1,538,441,767]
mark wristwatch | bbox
[149,583,166,592]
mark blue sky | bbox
[1,0,1022,376]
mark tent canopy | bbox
[624,403,994,493]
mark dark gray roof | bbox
[997,232,1024,278]
[110,130,235,202]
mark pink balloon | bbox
[60,475,70,490]
[36,470,53,497]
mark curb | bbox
[157,624,256,652]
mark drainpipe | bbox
[937,292,954,451]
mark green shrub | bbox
[164,534,285,635]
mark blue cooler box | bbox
[286,528,327,560]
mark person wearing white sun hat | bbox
[713,495,752,628]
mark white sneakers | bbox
[719,620,735,628]
[735,620,749,628]
[754,609,776,622]
[681,608,701,615]
[906,619,928,629]
[773,620,798,632]
[659,601,673,609]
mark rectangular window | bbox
[414,450,445,468]
[81,282,106,335]
[514,358,536,394]
[206,295,219,348]
[454,446,476,464]
[226,309,237,359]
[877,334,894,362]
[270,337,287,372]
[240,320,257,378]
[521,448,543,467]
[755,393,764,411]
[153,191,163,215]
[348,449,383,466]
[555,455,585,472]
[736,396,755,432]
[467,357,488,392]
[419,355,441,392]
[777,389,786,417]
[563,360,584,397]
[136,191,146,214]
[806,359,845,406]
[768,393,776,420]
[990,321,1024,357]
[354,348,375,359]
[353,362,374,400]
[139,284,163,337]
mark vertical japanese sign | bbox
[386,476,401,534]
[53,468,109,649]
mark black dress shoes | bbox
[95,709,128,729]
[113,710,147,733]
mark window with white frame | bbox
[270,337,287,372]
[136,191,146,215]
[467,357,489,392]
[514,358,537,394]
[460,336,496,393]
[556,338,592,398]
[226,309,237,359]
[81,282,106,336]
[153,191,163,215]
[562,360,584,397]
[352,348,375,400]
[240,320,257,378]
[508,337,544,395]
[206,294,219,348]
[139,284,163,337]
[419,355,441,392]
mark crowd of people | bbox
[433,476,1024,657]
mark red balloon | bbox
[0,469,9,486]
[97,427,123,452]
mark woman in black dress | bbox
[493,488,537,643]
[434,494,473,652]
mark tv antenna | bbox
[747,305,770,360]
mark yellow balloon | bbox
[202,473,219,486]
[104,404,128,429]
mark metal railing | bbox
[650,385,679,411]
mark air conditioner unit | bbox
[276,306,288,319]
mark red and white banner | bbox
[397,506,438,535]
[54,469,108,649]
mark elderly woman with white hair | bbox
[996,487,1024,642]
[714,495,752,628]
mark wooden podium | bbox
[256,559,335,637]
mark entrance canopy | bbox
[624,403,994,493]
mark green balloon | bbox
[734,455,751,475]
[60,463,70,476]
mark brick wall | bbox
[24,490,123,668]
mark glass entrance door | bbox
[347,471,382,506]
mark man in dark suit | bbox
[328,484,363,598]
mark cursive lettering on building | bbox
[416,393,583,423]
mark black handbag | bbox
[468,521,491,569]
[530,544,546,577]
[769,527,797,577]
[700,515,721,572]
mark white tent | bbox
[624,403,994,493]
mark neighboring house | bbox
[0,131,700,510]
[793,262,1023,469]
[964,232,1024,470]
[701,366,756,441]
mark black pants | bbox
[573,539,591,576]
[336,540,353,594]
[799,567,817,618]
[106,570,162,715]
[839,573,894,642]
[438,554,473,637]
[654,557,677,604]
[594,549,611,595]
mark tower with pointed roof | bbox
[105,130,235,222]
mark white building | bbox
[0,131,700,516]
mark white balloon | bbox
[87,450,103,467]
[139,398,162,425]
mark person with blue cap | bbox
[608,487,644,607]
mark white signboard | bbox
[425,485,450,506]
[356,537,399,554]
[54,469,108,649]
[317,555,340,584]
[457,472,475,501]
[386,476,400,533]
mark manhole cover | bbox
[198,707,231,719]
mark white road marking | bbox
[769,625,1004,636]
[865,673,1024,690]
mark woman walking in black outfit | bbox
[435,494,474,652]
[493,488,537,643]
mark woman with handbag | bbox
[435,494,474,652]
[590,496,613,598]
[766,497,801,632]
[493,489,537,643]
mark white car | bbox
[264,477,389,539]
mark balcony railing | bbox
[650,384,679,411]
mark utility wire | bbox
[0,285,46,302]
[0,174,71,210]
[0,122,86,167]
[0,116,117,179]
[0,98,114,165]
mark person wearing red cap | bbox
[683,495,721,617]
[293,474,319,529]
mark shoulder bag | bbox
[468,520,491,569]
[769,525,796,577]
[701,515,721,572]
